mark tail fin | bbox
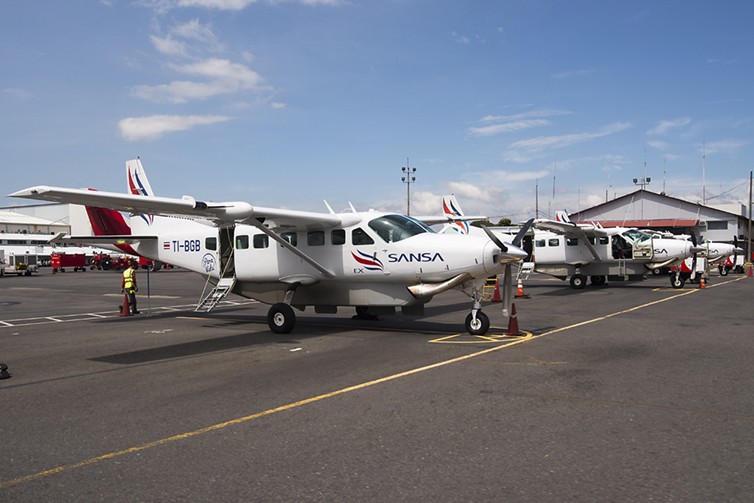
[442,194,471,235]
[127,158,154,196]
[554,210,572,224]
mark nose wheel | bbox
[465,310,490,335]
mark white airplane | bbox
[529,211,706,289]
[10,159,529,335]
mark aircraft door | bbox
[611,235,632,259]
[218,225,236,279]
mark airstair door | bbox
[196,225,236,312]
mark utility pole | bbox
[749,170,752,267]
[401,158,416,216]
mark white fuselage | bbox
[130,213,505,309]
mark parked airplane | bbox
[527,211,708,289]
[10,159,529,335]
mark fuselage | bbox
[131,212,507,308]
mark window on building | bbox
[706,221,728,230]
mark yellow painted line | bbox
[0,281,741,490]
[429,330,533,344]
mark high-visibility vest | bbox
[123,268,135,290]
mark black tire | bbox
[670,274,685,289]
[465,311,490,336]
[719,266,729,276]
[268,303,296,334]
[570,274,587,289]
[590,275,606,286]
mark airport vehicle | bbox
[5,252,39,276]
[50,252,87,273]
[11,159,529,335]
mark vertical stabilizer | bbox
[442,194,470,234]
[126,158,154,196]
[555,210,572,224]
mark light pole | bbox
[633,176,651,220]
[401,158,416,216]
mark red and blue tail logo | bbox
[442,197,470,234]
[128,163,154,225]
[352,250,384,271]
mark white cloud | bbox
[3,87,32,99]
[132,58,262,103]
[647,117,691,135]
[507,122,632,156]
[118,114,230,140]
[701,139,749,155]
[468,119,549,137]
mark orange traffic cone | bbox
[505,303,520,336]
[699,277,705,289]
[515,278,526,298]
[748,265,753,277]
[491,280,501,302]
[117,294,131,317]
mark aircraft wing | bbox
[414,214,488,226]
[56,235,159,245]
[10,186,347,228]
[533,218,609,238]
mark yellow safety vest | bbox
[123,268,136,290]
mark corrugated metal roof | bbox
[581,219,699,228]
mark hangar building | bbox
[568,189,750,252]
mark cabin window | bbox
[331,229,346,245]
[253,234,269,249]
[548,238,560,247]
[352,228,374,245]
[235,235,249,250]
[587,236,609,245]
[281,231,297,247]
[307,230,325,246]
[566,237,578,246]
[205,237,217,251]
[535,239,546,247]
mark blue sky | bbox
[2,0,752,220]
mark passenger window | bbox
[235,235,249,250]
[281,231,297,247]
[599,236,609,245]
[331,229,346,245]
[352,228,374,245]
[535,239,546,247]
[548,238,560,247]
[253,234,269,249]
[566,237,578,246]
[206,237,217,251]
[307,231,325,246]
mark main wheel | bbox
[465,311,490,336]
[569,274,587,289]
[719,266,729,276]
[590,275,606,286]
[268,303,296,334]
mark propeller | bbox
[482,220,533,319]
[689,231,699,280]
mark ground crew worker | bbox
[121,260,140,314]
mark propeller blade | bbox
[512,218,534,248]
[501,263,513,318]
[483,226,508,252]
[690,231,698,247]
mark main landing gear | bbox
[267,283,299,334]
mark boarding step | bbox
[516,262,535,281]
[195,277,236,312]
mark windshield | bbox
[621,229,651,243]
[368,214,434,243]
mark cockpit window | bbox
[368,214,434,243]
[621,229,651,243]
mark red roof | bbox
[578,219,699,228]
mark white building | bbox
[569,189,751,249]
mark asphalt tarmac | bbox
[1,267,753,502]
